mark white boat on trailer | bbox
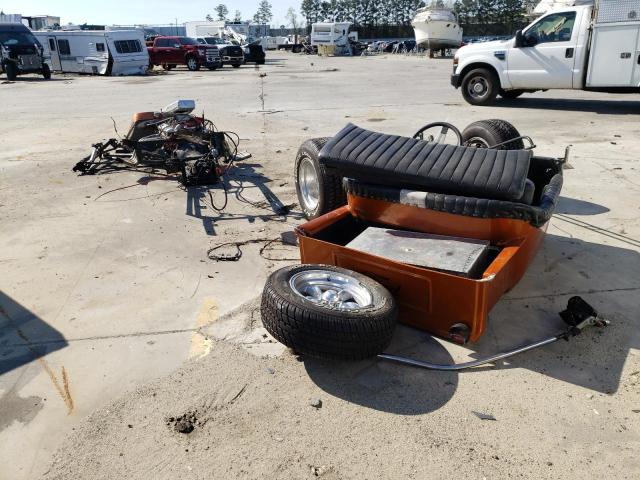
[411,7,462,51]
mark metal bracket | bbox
[377,296,608,371]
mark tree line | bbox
[207,0,532,38]
[208,1,274,24]
[453,0,532,36]
[300,0,532,37]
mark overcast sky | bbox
[1,0,298,28]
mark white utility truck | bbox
[451,0,640,104]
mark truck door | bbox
[47,36,61,70]
[507,10,579,89]
[155,38,172,64]
[169,39,184,64]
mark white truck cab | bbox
[452,0,640,104]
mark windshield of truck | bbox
[179,37,199,45]
[203,37,227,45]
[526,11,576,44]
[0,31,39,47]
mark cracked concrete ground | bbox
[1,53,639,479]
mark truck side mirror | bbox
[515,30,523,48]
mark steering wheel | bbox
[412,122,463,146]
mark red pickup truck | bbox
[148,36,222,71]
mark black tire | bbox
[461,68,499,106]
[462,119,525,150]
[261,264,397,360]
[42,63,52,79]
[207,66,218,71]
[500,89,523,99]
[4,62,17,81]
[186,57,200,71]
[162,64,170,71]
[232,63,241,68]
[257,59,265,65]
[294,137,346,219]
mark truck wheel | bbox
[261,264,397,360]
[186,57,200,71]
[232,63,241,68]
[4,62,17,81]
[257,59,265,65]
[462,119,525,150]
[461,68,499,106]
[500,89,523,99]
[42,63,52,80]
[295,137,347,219]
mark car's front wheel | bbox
[461,68,499,106]
[186,57,200,71]
[42,63,52,79]
[4,62,17,81]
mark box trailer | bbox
[34,29,148,75]
[451,0,640,104]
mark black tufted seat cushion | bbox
[319,123,532,202]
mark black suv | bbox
[0,23,51,80]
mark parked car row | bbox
[0,23,267,81]
[147,35,265,72]
[366,39,418,53]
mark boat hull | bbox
[412,19,462,49]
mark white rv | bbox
[33,30,148,75]
[310,22,353,47]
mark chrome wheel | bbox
[464,136,490,148]
[187,58,198,71]
[297,156,320,212]
[467,75,489,100]
[289,269,373,311]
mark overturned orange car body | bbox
[294,124,565,344]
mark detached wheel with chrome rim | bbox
[294,137,346,219]
[461,68,499,106]
[261,264,397,360]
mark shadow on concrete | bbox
[304,326,458,415]
[556,196,610,215]
[472,233,640,394]
[0,291,67,376]
[497,97,640,114]
[304,232,639,413]
[185,162,303,235]
[1,77,70,84]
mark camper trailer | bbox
[34,29,148,75]
[310,22,354,47]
